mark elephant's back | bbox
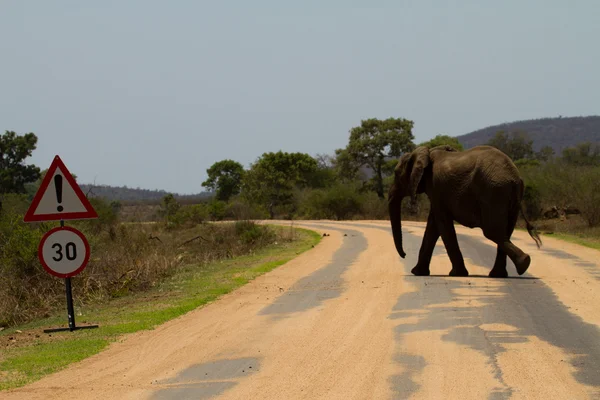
[433,145,522,197]
[432,145,520,182]
[470,146,521,184]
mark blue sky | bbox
[1,1,598,194]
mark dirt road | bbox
[4,220,600,399]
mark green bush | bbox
[170,204,209,227]
[359,192,389,220]
[569,167,600,227]
[78,197,120,236]
[208,199,227,221]
[234,220,276,245]
[185,204,209,224]
[521,161,600,227]
[226,197,269,220]
[158,194,181,225]
[0,194,55,326]
[297,183,365,220]
[523,183,542,220]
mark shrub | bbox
[170,204,209,227]
[78,197,120,237]
[521,161,600,227]
[570,167,600,227]
[523,183,542,221]
[158,194,181,225]
[297,183,365,220]
[359,192,389,220]
[226,198,269,220]
[208,199,227,221]
[399,194,430,221]
[235,220,276,245]
[0,194,55,326]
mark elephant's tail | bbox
[520,202,542,249]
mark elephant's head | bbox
[388,146,431,259]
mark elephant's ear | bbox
[408,147,430,204]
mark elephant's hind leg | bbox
[483,203,530,276]
[508,245,531,275]
[484,234,531,276]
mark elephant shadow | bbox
[389,230,600,399]
[403,274,539,280]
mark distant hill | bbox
[79,184,212,204]
[456,116,600,153]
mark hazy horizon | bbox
[2,1,599,194]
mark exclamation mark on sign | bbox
[55,175,64,212]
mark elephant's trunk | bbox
[389,190,406,259]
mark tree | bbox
[241,151,319,218]
[341,118,415,198]
[333,148,363,182]
[487,131,534,161]
[0,131,41,195]
[310,153,337,188]
[419,134,464,151]
[536,145,555,162]
[158,193,181,224]
[561,142,600,166]
[202,159,245,201]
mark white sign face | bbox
[33,167,89,216]
[39,227,90,278]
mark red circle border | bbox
[38,226,91,279]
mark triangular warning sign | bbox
[23,155,98,222]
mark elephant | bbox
[388,145,542,277]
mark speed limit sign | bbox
[38,226,90,278]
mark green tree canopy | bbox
[419,134,464,151]
[340,118,415,198]
[0,131,41,195]
[202,159,245,201]
[158,193,181,224]
[561,142,600,166]
[333,148,362,182]
[536,145,555,162]
[487,131,535,161]
[241,151,319,218]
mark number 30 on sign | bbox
[39,226,90,279]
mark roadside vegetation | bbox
[0,129,324,390]
[0,191,298,327]
[3,125,600,326]
[2,123,600,335]
[0,219,320,390]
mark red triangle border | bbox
[23,155,99,222]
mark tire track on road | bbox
[259,224,367,319]
[152,224,369,400]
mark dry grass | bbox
[0,219,277,328]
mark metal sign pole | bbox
[65,277,76,331]
[59,219,77,332]
[43,219,99,334]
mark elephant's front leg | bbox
[436,214,469,276]
[412,211,440,276]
